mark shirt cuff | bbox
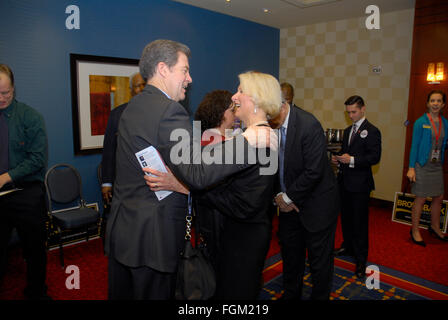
[281,192,293,205]
[275,192,293,205]
[349,156,355,168]
[102,183,112,187]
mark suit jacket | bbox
[105,85,251,273]
[337,119,381,192]
[101,103,127,185]
[280,105,339,233]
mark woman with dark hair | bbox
[407,90,448,245]
[194,90,235,145]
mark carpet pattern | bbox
[260,253,448,300]
[1,207,448,300]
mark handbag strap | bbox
[184,193,193,240]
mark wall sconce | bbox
[436,62,444,82]
[427,62,444,84]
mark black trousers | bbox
[0,182,48,298]
[108,257,176,300]
[339,186,371,265]
[278,212,337,300]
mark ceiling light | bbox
[263,8,269,13]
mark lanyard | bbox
[427,113,442,149]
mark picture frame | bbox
[70,53,139,155]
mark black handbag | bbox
[175,194,216,300]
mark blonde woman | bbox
[144,71,281,299]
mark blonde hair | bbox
[238,71,282,118]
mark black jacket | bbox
[337,119,382,192]
[279,105,340,232]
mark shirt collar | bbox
[158,88,171,99]
[353,117,365,128]
[282,105,291,131]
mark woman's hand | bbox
[407,168,416,183]
[142,167,189,195]
[243,126,278,150]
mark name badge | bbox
[431,149,440,162]
[423,125,431,129]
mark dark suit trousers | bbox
[278,211,336,300]
[108,257,176,300]
[0,182,48,297]
[339,186,370,265]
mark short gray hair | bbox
[139,39,191,80]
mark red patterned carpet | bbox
[1,204,447,300]
[336,205,448,287]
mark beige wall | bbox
[279,8,414,201]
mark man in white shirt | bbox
[332,95,382,279]
[270,83,339,300]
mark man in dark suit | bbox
[280,82,296,107]
[101,73,145,204]
[332,95,381,279]
[270,83,339,300]
[105,39,263,300]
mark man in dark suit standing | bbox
[332,95,381,279]
[270,83,339,300]
[101,72,145,204]
[105,39,264,300]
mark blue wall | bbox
[0,0,279,210]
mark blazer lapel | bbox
[284,107,297,172]
[348,120,368,149]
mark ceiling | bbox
[172,0,415,29]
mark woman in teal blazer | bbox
[407,90,448,246]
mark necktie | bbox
[279,126,287,192]
[349,124,357,146]
[0,111,8,175]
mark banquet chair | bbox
[44,163,100,267]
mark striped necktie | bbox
[349,124,357,146]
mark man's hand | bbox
[275,194,299,213]
[0,173,12,189]
[331,155,339,165]
[101,186,113,204]
[335,153,351,164]
[143,167,189,195]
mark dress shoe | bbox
[333,247,353,257]
[355,263,366,279]
[428,225,448,242]
[410,229,426,247]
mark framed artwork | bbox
[70,53,139,155]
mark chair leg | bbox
[58,229,64,268]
